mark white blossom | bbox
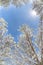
[33,0,43,64]
[0,0,29,7]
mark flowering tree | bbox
[0,18,16,65]
[0,0,29,7]
[0,0,43,65]
[33,0,43,64]
[0,18,42,65]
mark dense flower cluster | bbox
[0,18,16,65]
[0,0,29,7]
[33,0,43,65]
[33,0,43,21]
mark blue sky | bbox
[0,2,40,42]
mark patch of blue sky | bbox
[0,3,39,42]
